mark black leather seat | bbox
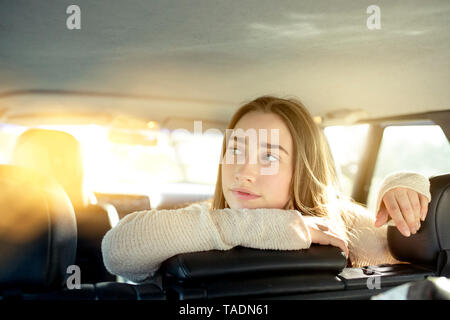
[12,128,115,283]
[388,173,450,276]
[158,245,347,299]
[0,165,77,298]
[74,204,117,283]
[3,166,444,300]
[0,164,165,300]
[335,173,450,299]
[32,282,165,300]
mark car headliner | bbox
[0,0,449,125]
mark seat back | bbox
[158,245,347,299]
[12,128,114,283]
[0,165,161,300]
[388,173,450,275]
[0,165,77,296]
[75,204,116,282]
[162,245,347,280]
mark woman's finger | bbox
[316,221,329,232]
[394,189,417,234]
[383,192,411,237]
[311,228,349,257]
[324,232,349,258]
[419,194,429,221]
[406,189,421,231]
[375,203,389,227]
[305,216,330,232]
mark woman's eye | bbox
[227,147,242,155]
[262,153,279,162]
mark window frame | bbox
[346,110,450,205]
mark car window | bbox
[323,124,370,197]
[170,129,223,185]
[367,124,450,212]
[0,123,223,196]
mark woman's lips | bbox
[231,189,261,200]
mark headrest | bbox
[12,128,87,209]
[0,165,77,292]
[160,244,347,282]
[388,174,450,272]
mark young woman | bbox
[102,96,431,283]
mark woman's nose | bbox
[234,162,257,183]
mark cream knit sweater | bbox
[101,172,431,283]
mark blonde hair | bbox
[212,96,356,242]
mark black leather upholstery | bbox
[0,165,164,300]
[161,245,347,281]
[0,165,77,292]
[159,244,347,299]
[75,204,116,283]
[20,282,165,300]
[168,273,344,299]
[12,128,115,283]
[94,282,165,300]
[388,173,450,273]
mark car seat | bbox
[388,173,450,276]
[0,165,164,300]
[11,128,116,283]
[0,165,77,298]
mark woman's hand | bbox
[303,216,349,258]
[375,187,429,237]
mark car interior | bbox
[0,0,449,300]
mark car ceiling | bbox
[0,0,449,126]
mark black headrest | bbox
[0,165,77,292]
[160,245,347,282]
[12,128,87,209]
[388,174,450,272]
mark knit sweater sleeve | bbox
[101,202,311,282]
[347,172,431,268]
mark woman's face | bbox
[221,111,294,209]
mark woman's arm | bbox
[101,202,311,282]
[374,172,431,236]
[347,172,431,267]
[346,201,402,267]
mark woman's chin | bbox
[229,201,263,210]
